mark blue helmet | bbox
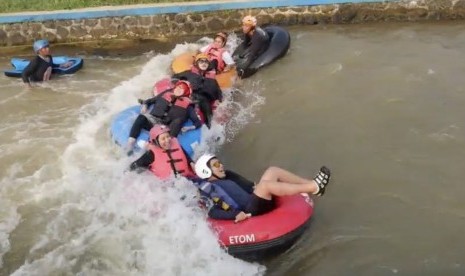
[33,39,49,53]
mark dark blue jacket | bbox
[192,170,255,220]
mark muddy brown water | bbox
[1,22,465,275]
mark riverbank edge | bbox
[1,0,464,50]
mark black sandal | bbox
[314,166,331,196]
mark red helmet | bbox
[149,125,170,144]
[174,80,192,97]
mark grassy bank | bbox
[0,0,208,14]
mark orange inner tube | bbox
[171,52,237,90]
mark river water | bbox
[1,22,465,275]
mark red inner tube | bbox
[208,194,314,247]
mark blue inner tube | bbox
[110,105,201,158]
[3,56,84,78]
[233,26,290,79]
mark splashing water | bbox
[0,40,266,275]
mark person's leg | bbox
[253,180,316,200]
[168,118,183,137]
[253,166,331,200]
[197,97,213,128]
[244,193,275,216]
[259,166,312,185]
[129,115,152,139]
[127,115,152,154]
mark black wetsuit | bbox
[129,91,202,138]
[172,70,222,128]
[22,55,57,83]
[208,60,220,72]
[236,27,270,74]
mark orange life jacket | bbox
[148,138,194,179]
[151,91,191,120]
[161,91,191,109]
[204,44,226,72]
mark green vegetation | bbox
[0,0,208,14]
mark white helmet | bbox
[195,154,216,179]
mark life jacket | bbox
[192,179,245,211]
[148,138,194,179]
[204,44,226,72]
[150,91,191,121]
[191,66,216,79]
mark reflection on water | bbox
[1,22,465,275]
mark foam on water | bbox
[0,199,20,268]
[1,40,265,275]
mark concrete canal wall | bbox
[1,0,464,47]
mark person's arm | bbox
[139,95,158,114]
[21,57,39,85]
[129,150,154,172]
[225,170,255,194]
[199,45,208,53]
[238,37,260,72]
[237,32,268,75]
[181,147,196,174]
[222,51,235,72]
[143,91,165,106]
[172,70,190,82]
[212,80,223,102]
[54,56,73,68]
[51,56,59,68]
[181,148,193,164]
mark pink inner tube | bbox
[153,78,174,94]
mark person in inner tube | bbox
[172,53,223,129]
[129,124,195,179]
[199,32,235,73]
[126,80,202,156]
[22,39,73,88]
[235,15,270,78]
[193,154,331,223]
